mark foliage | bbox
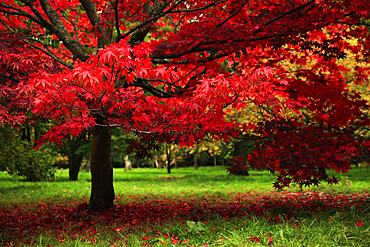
[1,0,370,209]
[0,126,56,181]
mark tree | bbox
[0,126,56,181]
[63,132,91,180]
[1,0,370,210]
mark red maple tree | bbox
[1,0,369,210]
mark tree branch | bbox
[24,37,74,69]
[169,0,227,14]
[38,0,89,60]
[19,0,54,29]
[0,16,73,69]
[19,0,89,62]
[73,6,81,44]
[132,77,174,98]
[0,17,14,33]
[117,0,183,43]
[113,0,121,38]
[79,0,101,26]
[0,3,43,26]
[263,0,315,26]
[0,73,21,85]
[80,0,111,48]
[213,2,246,30]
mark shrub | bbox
[0,127,56,181]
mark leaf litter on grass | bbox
[1,190,370,246]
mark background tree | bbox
[1,0,370,210]
[63,132,91,180]
[0,125,56,181]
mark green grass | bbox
[1,166,370,246]
[1,166,370,204]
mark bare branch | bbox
[95,124,121,127]
[39,0,67,31]
[131,129,153,134]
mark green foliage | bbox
[0,126,56,181]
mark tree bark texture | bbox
[88,125,114,211]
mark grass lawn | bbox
[1,166,370,246]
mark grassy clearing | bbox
[1,166,370,246]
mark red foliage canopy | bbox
[1,0,370,188]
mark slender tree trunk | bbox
[88,125,114,211]
[65,133,89,181]
[233,140,250,176]
[214,155,217,166]
[194,154,199,170]
[167,163,171,173]
[318,167,326,179]
[166,145,171,174]
[68,155,84,181]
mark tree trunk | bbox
[233,140,251,176]
[166,145,171,174]
[68,154,84,181]
[194,154,199,170]
[318,167,326,179]
[88,125,114,211]
[65,133,89,181]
